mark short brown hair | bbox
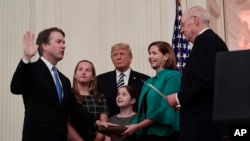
[36,27,65,56]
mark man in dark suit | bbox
[166,6,228,141]
[10,27,108,141]
[97,43,149,117]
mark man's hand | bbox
[22,31,38,61]
[165,93,180,110]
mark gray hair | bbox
[189,6,210,25]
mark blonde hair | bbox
[111,43,133,56]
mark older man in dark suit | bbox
[10,27,107,141]
[166,6,229,141]
[97,43,149,117]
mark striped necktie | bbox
[117,73,125,89]
[52,66,63,104]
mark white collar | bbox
[40,57,54,71]
[198,28,209,35]
[116,68,131,77]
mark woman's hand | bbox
[95,120,118,128]
[123,124,138,136]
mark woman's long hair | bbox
[72,60,100,104]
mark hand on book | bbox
[95,120,117,128]
[97,125,127,134]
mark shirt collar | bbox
[116,68,131,77]
[198,28,209,35]
[40,57,54,71]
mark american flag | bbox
[172,0,191,73]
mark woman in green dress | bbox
[124,41,181,141]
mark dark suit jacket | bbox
[177,29,228,141]
[10,59,96,141]
[97,69,149,117]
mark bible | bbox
[97,125,127,134]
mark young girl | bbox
[105,85,138,141]
[67,60,109,141]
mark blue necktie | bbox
[52,66,63,104]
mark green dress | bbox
[133,69,181,137]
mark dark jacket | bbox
[10,59,96,141]
[97,69,149,117]
[178,29,229,141]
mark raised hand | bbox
[22,31,38,61]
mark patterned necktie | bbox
[52,66,63,104]
[117,73,125,89]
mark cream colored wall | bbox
[0,1,31,141]
[0,0,225,140]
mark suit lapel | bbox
[111,71,118,90]
[38,59,62,107]
[128,71,134,84]
[128,70,139,85]
[58,71,70,106]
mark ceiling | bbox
[235,0,250,29]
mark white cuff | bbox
[176,94,181,107]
